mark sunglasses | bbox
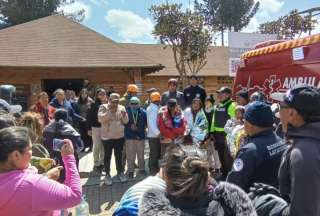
[130,103,139,106]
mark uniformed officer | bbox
[271,85,320,216]
[183,75,206,107]
[227,101,287,192]
[210,86,236,177]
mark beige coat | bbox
[98,104,129,140]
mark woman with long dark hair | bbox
[77,88,94,152]
[87,88,108,174]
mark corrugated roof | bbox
[121,43,229,76]
[0,15,163,70]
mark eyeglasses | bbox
[130,103,139,106]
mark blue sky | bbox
[62,0,320,44]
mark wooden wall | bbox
[0,66,234,109]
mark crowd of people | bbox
[0,76,319,216]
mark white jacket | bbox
[146,103,160,138]
[184,108,208,144]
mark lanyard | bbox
[132,110,139,125]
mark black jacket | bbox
[86,101,102,128]
[139,182,257,216]
[278,121,320,216]
[183,85,207,107]
[227,130,287,192]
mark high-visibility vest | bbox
[211,100,236,132]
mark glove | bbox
[249,183,281,200]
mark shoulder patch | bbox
[233,159,244,172]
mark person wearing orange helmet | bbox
[119,84,139,108]
[160,78,185,109]
[146,91,162,175]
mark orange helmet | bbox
[127,84,138,93]
[150,92,161,102]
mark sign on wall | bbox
[228,32,277,77]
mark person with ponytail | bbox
[139,146,257,216]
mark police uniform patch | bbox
[233,159,244,172]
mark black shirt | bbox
[183,85,207,107]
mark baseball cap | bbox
[127,84,138,93]
[271,85,320,116]
[146,88,158,93]
[109,93,120,102]
[236,89,249,100]
[216,86,232,94]
[0,99,22,114]
[150,92,161,102]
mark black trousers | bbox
[79,121,92,150]
[102,138,125,174]
[213,132,233,177]
[148,138,161,175]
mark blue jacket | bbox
[125,107,147,140]
[227,130,287,192]
[49,98,83,124]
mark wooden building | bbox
[0,15,232,110]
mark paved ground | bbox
[79,143,150,216]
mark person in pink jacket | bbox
[0,126,82,216]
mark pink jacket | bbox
[0,155,82,216]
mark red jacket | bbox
[157,107,186,140]
[30,103,55,126]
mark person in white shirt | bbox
[146,92,161,175]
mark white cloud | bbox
[89,0,108,7]
[257,0,284,14]
[241,0,284,32]
[243,17,260,33]
[105,9,154,42]
[59,1,92,21]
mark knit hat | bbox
[129,96,140,104]
[244,101,274,127]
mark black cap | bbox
[271,85,320,116]
[189,75,198,80]
[236,89,249,100]
[146,88,158,93]
[216,86,232,94]
[167,98,177,108]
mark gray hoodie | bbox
[278,120,320,216]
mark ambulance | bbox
[233,34,320,102]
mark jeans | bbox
[148,138,161,175]
[102,138,125,174]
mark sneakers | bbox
[118,172,128,182]
[104,174,112,186]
